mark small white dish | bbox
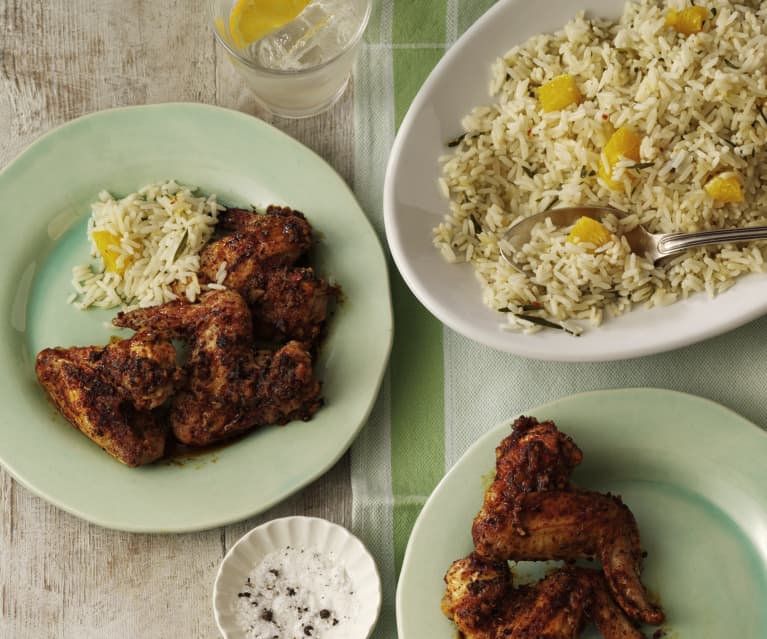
[213,516,381,639]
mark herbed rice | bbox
[70,180,224,311]
[434,0,767,334]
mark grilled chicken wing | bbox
[474,490,661,625]
[442,552,643,639]
[35,330,177,466]
[199,206,313,304]
[251,266,335,343]
[249,339,322,426]
[199,207,336,343]
[90,331,178,411]
[114,289,322,446]
[487,415,584,536]
[472,417,664,626]
[494,415,583,497]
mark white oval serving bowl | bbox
[383,0,767,362]
[213,516,382,639]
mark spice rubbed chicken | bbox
[35,330,178,466]
[442,553,643,639]
[35,204,336,466]
[442,416,664,639]
[198,205,335,345]
[114,289,321,447]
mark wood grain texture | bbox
[0,1,355,636]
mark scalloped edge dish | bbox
[213,516,382,639]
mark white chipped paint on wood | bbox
[0,1,353,636]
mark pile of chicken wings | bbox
[442,416,664,639]
[35,206,336,466]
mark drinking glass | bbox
[210,0,372,118]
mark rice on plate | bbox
[70,180,224,311]
[433,0,767,335]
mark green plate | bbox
[397,388,767,638]
[0,104,392,532]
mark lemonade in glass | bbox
[211,0,372,118]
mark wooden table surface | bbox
[0,2,354,636]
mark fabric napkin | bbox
[350,2,767,637]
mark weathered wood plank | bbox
[0,0,354,636]
[0,0,218,167]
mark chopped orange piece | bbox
[665,7,710,35]
[598,126,642,190]
[92,230,128,274]
[537,74,583,113]
[705,174,744,203]
[567,216,613,249]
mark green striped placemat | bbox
[351,2,767,637]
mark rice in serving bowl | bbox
[70,180,224,311]
[434,0,767,334]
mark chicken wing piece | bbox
[495,416,584,497]
[198,207,313,303]
[472,417,664,626]
[73,331,178,411]
[217,205,307,234]
[486,416,585,534]
[251,339,323,426]
[442,552,643,639]
[442,552,588,639]
[35,330,177,466]
[251,267,336,343]
[588,571,648,639]
[168,339,321,446]
[115,289,258,445]
[473,489,663,626]
[115,289,322,446]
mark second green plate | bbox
[398,388,767,638]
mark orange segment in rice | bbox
[598,126,642,190]
[567,217,613,249]
[705,174,744,203]
[537,74,583,113]
[92,230,129,274]
[665,7,710,36]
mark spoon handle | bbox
[657,226,767,257]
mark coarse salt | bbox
[236,545,356,639]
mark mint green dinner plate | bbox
[0,104,392,532]
[398,388,767,638]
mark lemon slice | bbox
[229,0,312,49]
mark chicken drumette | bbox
[252,266,336,344]
[114,289,322,446]
[443,552,643,639]
[199,206,313,302]
[199,206,336,344]
[35,330,178,466]
[472,417,664,626]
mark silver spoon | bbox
[500,205,767,270]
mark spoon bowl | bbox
[501,205,767,270]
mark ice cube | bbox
[249,0,364,71]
